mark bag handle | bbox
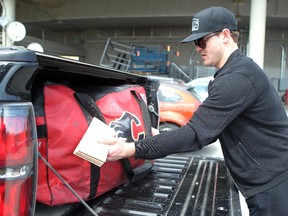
[74,92,106,123]
[130,90,152,137]
[74,92,152,183]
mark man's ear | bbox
[222,29,231,43]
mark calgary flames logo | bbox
[109,112,145,142]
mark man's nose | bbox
[194,45,202,52]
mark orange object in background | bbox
[158,82,202,132]
[285,89,288,105]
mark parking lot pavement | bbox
[186,139,223,159]
[285,104,288,115]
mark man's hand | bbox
[99,137,136,161]
[100,127,158,161]
[151,127,159,136]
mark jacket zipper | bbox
[238,141,262,166]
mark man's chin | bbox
[203,62,212,67]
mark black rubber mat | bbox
[70,155,242,216]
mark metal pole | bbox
[38,152,98,216]
[247,0,267,69]
[3,0,15,46]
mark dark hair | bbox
[230,31,239,43]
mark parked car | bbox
[185,76,214,102]
[147,75,185,85]
[158,82,202,132]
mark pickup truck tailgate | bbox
[68,154,242,216]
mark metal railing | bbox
[100,38,132,71]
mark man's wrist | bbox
[126,142,136,158]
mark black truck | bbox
[0,46,242,216]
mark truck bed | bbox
[35,154,242,216]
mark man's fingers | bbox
[98,137,118,145]
[152,127,159,136]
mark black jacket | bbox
[135,49,288,198]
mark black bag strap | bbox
[74,92,151,183]
[130,90,152,138]
[144,79,160,128]
[74,92,106,123]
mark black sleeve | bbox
[134,124,201,159]
[134,73,257,160]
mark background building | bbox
[1,0,288,93]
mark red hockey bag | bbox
[74,84,153,183]
[33,82,152,206]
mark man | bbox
[102,6,288,215]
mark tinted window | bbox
[158,85,182,102]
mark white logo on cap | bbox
[192,18,199,32]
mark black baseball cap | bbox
[182,7,238,43]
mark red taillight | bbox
[0,116,33,166]
[0,103,37,216]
